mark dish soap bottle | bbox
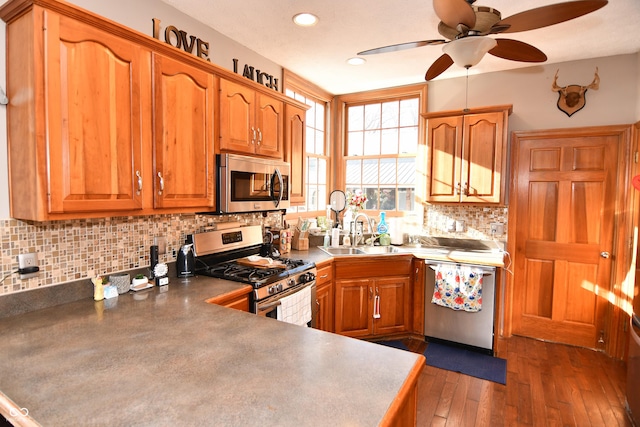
[377,212,389,235]
[323,230,331,248]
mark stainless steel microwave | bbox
[217,154,290,213]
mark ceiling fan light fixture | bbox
[442,36,497,68]
[292,13,319,27]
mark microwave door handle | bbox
[271,168,284,208]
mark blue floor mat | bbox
[424,341,507,385]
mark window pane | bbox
[316,103,325,131]
[315,130,324,155]
[346,160,362,185]
[306,126,315,154]
[348,131,364,156]
[308,157,318,184]
[364,130,380,155]
[380,158,396,185]
[306,101,316,128]
[364,103,381,130]
[380,187,397,210]
[318,158,327,183]
[362,159,379,185]
[399,127,418,154]
[398,157,416,186]
[348,105,364,131]
[400,98,419,126]
[381,129,398,155]
[382,101,399,128]
[398,187,415,211]
[307,188,318,210]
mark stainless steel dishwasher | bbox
[424,261,496,352]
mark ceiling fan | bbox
[357,0,608,80]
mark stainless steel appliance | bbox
[217,153,290,213]
[191,225,317,326]
[176,244,195,278]
[424,260,496,353]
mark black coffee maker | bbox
[177,244,195,278]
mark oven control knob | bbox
[300,272,315,283]
[287,278,296,288]
[277,283,284,292]
[268,285,276,295]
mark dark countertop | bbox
[0,272,424,426]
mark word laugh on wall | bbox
[152,19,278,92]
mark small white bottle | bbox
[323,230,331,248]
[342,234,351,246]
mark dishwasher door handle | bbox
[428,264,495,276]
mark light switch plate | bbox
[490,223,505,236]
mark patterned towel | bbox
[431,264,483,312]
[277,285,312,326]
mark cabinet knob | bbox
[463,182,469,196]
[157,172,164,195]
[257,128,262,145]
[251,127,256,144]
[136,170,142,195]
[455,182,461,195]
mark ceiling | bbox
[160,0,640,95]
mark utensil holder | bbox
[109,273,131,294]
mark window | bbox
[283,70,332,214]
[342,88,425,213]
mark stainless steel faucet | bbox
[351,212,376,246]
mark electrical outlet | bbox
[154,236,167,255]
[490,223,505,236]
[17,253,39,279]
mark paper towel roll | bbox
[390,218,404,245]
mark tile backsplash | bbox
[0,205,507,297]
[0,212,284,296]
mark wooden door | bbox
[374,276,410,335]
[315,282,334,332]
[510,131,618,349]
[427,115,463,202]
[461,111,505,203]
[285,104,306,204]
[255,93,283,158]
[335,279,372,337]
[152,54,215,209]
[46,13,145,213]
[219,79,255,154]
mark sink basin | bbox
[357,246,401,254]
[319,247,366,256]
[318,245,402,256]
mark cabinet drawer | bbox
[317,264,333,286]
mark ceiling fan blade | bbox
[433,0,476,30]
[489,39,547,62]
[358,39,446,56]
[498,0,608,34]
[425,54,454,81]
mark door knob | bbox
[600,251,610,259]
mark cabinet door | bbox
[335,279,372,337]
[460,111,505,203]
[219,79,255,154]
[427,115,463,202]
[316,281,334,332]
[285,104,306,204]
[46,13,145,213]
[255,93,283,159]
[373,276,411,335]
[152,54,215,208]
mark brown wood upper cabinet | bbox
[152,54,215,209]
[284,104,307,205]
[4,8,148,220]
[424,105,512,204]
[219,79,283,159]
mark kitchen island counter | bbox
[0,275,423,426]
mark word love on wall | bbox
[152,18,210,61]
[233,59,279,92]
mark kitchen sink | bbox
[319,245,401,256]
[319,246,366,256]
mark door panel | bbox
[512,133,618,349]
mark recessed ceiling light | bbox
[293,13,319,27]
[347,57,366,66]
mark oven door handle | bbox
[271,168,284,208]
[257,300,282,314]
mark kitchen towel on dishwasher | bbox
[431,264,483,312]
[277,285,312,326]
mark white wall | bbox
[427,54,639,133]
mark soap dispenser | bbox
[377,212,388,234]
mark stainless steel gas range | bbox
[190,225,317,326]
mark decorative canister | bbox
[109,273,131,294]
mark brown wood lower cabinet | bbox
[315,261,334,332]
[334,256,412,339]
[206,287,252,312]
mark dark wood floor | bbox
[405,336,631,427]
